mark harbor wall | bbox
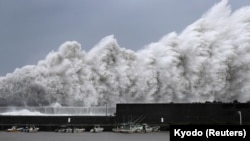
[0,116,115,131]
[1,103,250,131]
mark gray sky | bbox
[0,0,249,76]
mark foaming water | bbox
[1,1,250,106]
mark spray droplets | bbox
[1,1,250,106]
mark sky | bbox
[0,0,249,76]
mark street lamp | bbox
[105,102,107,117]
[238,111,242,125]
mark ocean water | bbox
[0,131,169,141]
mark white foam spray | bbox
[1,1,250,106]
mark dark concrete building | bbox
[115,103,250,125]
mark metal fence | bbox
[0,106,116,116]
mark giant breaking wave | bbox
[1,1,250,106]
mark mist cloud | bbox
[0,1,250,106]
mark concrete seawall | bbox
[1,103,250,131]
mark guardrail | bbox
[0,106,116,116]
